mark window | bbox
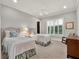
[54,20,58,34]
[51,26,54,34]
[55,26,58,34]
[47,19,63,35]
[59,25,62,34]
[48,26,50,34]
[47,21,54,34]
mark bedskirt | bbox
[3,48,36,59]
[15,48,36,59]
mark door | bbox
[37,21,40,34]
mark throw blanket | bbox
[35,34,51,46]
[36,34,51,43]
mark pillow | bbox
[10,31,17,37]
[5,30,10,38]
[18,31,34,37]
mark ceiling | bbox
[1,0,79,18]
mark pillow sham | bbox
[10,31,18,37]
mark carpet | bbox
[30,40,67,59]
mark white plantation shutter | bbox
[47,19,63,35]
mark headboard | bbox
[1,27,20,43]
[5,27,20,33]
[1,27,36,40]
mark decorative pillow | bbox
[10,31,17,37]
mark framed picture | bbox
[66,22,74,29]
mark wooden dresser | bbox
[66,37,79,58]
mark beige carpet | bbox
[30,40,67,59]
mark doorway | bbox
[37,21,40,34]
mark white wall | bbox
[40,11,77,37]
[0,16,1,59]
[77,5,79,36]
[1,5,38,33]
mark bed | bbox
[1,27,36,59]
[35,34,51,47]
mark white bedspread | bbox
[3,37,35,59]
